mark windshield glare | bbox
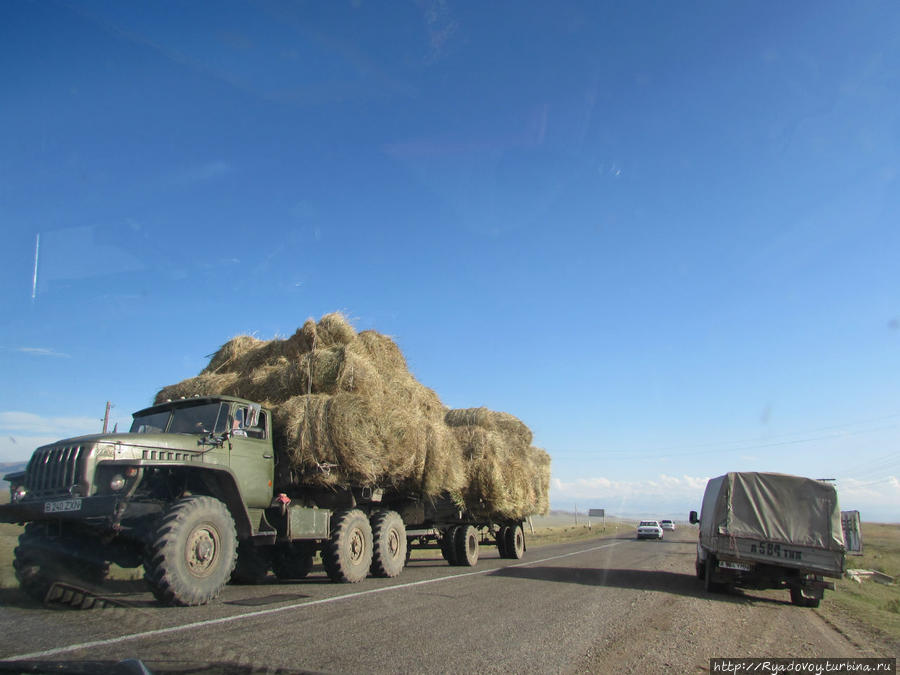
[130,402,228,435]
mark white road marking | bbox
[5,540,625,662]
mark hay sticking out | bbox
[155,373,241,404]
[154,313,550,519]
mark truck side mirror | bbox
[243,403,261,429]
[689,510,699,525]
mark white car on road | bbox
[660,519,675,531]
[636,520,664,540]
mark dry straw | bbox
[154,312,549,519]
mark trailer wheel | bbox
[496,526,510,558]
[370,510,406,578]
[143,496,237,606]
[231,541,271,585]
[14,524,109,603]
[790,585,821,608]
[440,526,459,565]
[454,525,479,567]
[272,542,315,580]
[505,524,525,560]
[322,509,372,583]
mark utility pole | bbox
[102,401,113,433]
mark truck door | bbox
[841,510,863,554]
[227,405,275,508]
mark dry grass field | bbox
[826,522,900,643]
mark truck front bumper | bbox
[0,495,125,525]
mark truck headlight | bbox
[11,485,26,502]
[110,474,127,491]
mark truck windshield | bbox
[130,402,228,435]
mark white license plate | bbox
[44,498,83,514]
[719,560,751,571]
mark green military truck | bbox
[0,395,527,607]
[689,471,859,607]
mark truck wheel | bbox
[370,510,406,578]
[144,496,238,606]
[322,509,373,583]
[790,586,821,608]
[272,542,314,580]
[505,524,526,560]
[440,526,459,565]
[14,524,109,602]
[704,554,722,593]
[231,541,271,585]
[454,525,479,567]
[496,526,510,558]
[695,556,705,580]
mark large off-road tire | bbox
[272,542,315,580]
[496,526,510,558]
[321,509,373,583]
[440,526,459,565]
[790,585,821,608]
[453,525,479,567]
[231,541,271,585]
[144,496,238,606]
[14,524,109,603]
[504,524,526,560]
[370,510,406,578]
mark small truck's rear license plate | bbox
[719,560,751,571]
[44,499,83,514]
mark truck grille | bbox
[26,445,88,497]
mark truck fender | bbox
[175,466,255,539]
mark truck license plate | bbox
[719,560,751,571]
[44,498,83,514]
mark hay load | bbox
[154,312,550,519]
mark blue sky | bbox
[2,1,899,520]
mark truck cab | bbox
[1,396,278,606]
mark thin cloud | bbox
[171,160,233,186]
[15,347,70,358]
[0,411,100,436]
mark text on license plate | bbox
[718,560,751,571]
[44,498,83,514]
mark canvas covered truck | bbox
[0,395,530,607]
[688,471,852,608]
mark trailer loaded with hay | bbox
[0,314,550,607]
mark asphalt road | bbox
[0,532,884,673]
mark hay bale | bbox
[352,330,408,374]
[202,336,264,375]
[450,423,547,521]
[422,422,466,497]
[316,312,356,347]
[445,407,533,447]
[273,393,385,487]
[528,447,552,516]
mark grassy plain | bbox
[826,522,900,644]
